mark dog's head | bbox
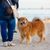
[17,17,28,27]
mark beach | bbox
[0,23,50,50]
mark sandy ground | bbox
[0,23,50,50]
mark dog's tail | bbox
[34,18,41,21]
[32,17,42,22]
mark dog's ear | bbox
[26,18,28,22]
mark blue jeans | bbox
[0,19,15,42]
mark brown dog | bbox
[17,17,46,44]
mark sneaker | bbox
[3,42,8,47]
[8,41,16,46]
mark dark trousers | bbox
[0,18,15,42]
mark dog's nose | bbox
[23,22,25,24]
[21,22,25,25]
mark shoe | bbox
[3,42,8,47]
[8,41,16,46]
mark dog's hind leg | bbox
[42,32,46,41]
[38,31,46,43]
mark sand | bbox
[0,23,50,50]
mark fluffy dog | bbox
[17,17,46,44]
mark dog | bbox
[17,17,46,45]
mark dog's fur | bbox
[17,17,46,44]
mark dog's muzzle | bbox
[21,22,26,25]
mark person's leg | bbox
[7,19,15,46]
[0,20,8,47]
[8,19,15,41]
[1,20,7,42]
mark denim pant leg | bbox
[8,19,15,41]
[1,20,7,42]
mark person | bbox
[12,0,19,9]
[0,0,19,47]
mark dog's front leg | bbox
[20,34,25,44]
[26,33,31,46]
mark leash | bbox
[7,0,11,6]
